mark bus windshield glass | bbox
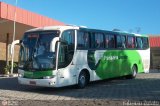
[19,31,60,71]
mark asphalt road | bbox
[0,71,160,106]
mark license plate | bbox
[29,81,36,85]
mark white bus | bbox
[15,25,150,88]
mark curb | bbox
[0,74,9,77]
[149,69,160,73]
[0,74,18,78]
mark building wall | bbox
[150,48,160,69]
[0,42,19,74]
[0,42,6,61]
[149,36,160,69]
[0,42,7,74]
[0,2,64,27]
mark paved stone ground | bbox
[0,70,160,106]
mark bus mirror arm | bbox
[51,37,68,52]
[11,40,20,55]
[50,37,60,52]
[19,40,22,44]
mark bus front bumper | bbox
[18,77,58,87]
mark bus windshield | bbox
[19,31,59,71]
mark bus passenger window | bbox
[105,34,109,48]
[77,31,89,49]
[121,36,126,48]
[83,33,89,48]
[116,35,122,48]
[136,37,143,49]
[94,33,104,48]
[142,37,149,49]
[108,35,115,48]
[95,39,100,48]
[127,36,135,48]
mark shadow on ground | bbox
[0,73,160,100]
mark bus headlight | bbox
[43,75,55,79]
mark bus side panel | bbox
[87,50,144,80]
[137,48,150,73]
[73,50,95,82]
[87,50,120,80]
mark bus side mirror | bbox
[20,40,22,44]
[50,37,60,52]
[11,40,20,55]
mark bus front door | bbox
[57,43,76,87]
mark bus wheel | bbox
[126,65,137,79]
[131,65,137,78]
[77,71,87,89]
[130,65,137,79]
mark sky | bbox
[0,0,160,35]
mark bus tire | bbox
[126,65,137,79]
[131,65,137,78]
[77,71,87,89]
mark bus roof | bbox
[26,25,80,32]
[26,25,148,37]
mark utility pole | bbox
[11,0,18,76]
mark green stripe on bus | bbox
[24,70,54,79]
